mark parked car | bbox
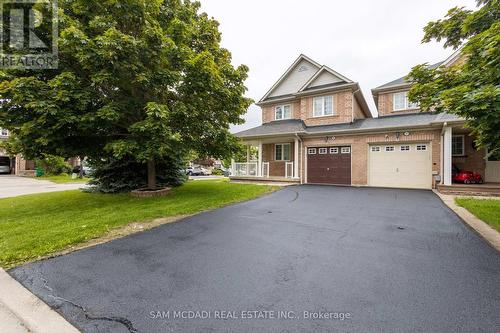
[72,164,93,176]
[0,156,11,174]
[452,164,483,184]
[186,166,210,176]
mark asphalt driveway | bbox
[0,175,84,198]
[9,186,500,333]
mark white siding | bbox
[269,59,319,97]
[308,70,343,88]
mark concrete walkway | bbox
[0,176,85,199]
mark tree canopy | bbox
[0,0,252,188]
[408,0,500,154]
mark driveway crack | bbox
[35,269,138,333]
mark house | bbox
[230,53,500,189]
[0,128,36,176]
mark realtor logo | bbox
[0,0,58,69]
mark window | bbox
[341,147,351,154]
[308,148,316,155]
[313,96,334,117]
[0,128,7,136]
[400,145,410,151]
[275,143,291,161]
[319,148,327,154]
[416,144,427,151]
[371,146,381,152]
[330,147,338,154]
[393,92,419,111]
[452,135,464,156]
[275,105,292,120]
[385,146,395,152]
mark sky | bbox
[199,0,478,133]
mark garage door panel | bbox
[369,143,432,189]
[307,146,351,185]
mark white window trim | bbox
[330,147,338,154]
[400,145,410,151]
[385,146,395,152]
[341,147,351,154]
[274,104,292,121]
[416,144,427,151]
[452,135,465,156]
[275,143,291,161]
[308,148,317,155]
[319,148,328,154]
[371,146,381,152]
[312,95,335,117]
[393,91,419,111]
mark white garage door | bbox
[369,143,432,189]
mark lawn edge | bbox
[433,190,500,252]
[4,184,282,269]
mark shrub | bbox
[211,168,224,176]
[35,155,72,175]
[87,154,188,193]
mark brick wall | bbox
[262,142,295,177]
[377,90,421,117]
[261,90,357,126]
[301,129,442,186]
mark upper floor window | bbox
[393,92,419,111]
[0,128,8,136]
[275,105,291,120]
[313,96,334,117]
[452,135,464,156]
[275,143,291,161]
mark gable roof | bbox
[259,54,321,102]
[298,65,353,92]
[372,61,443,92]
[257,54,371,118]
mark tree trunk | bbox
[79,156,85,179]
[147,157,156,189]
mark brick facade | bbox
[452,134,486,177]
[376,90,422,117]
[262,142,296,177]
[262,90,358,126]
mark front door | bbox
[485,151,500,182]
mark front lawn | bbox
[0,180,277,268]
[455,198,500,232]
[37,174,91,184]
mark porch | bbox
[229,136,302,183]
[440,124,500,195]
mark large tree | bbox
[408,0,499,154]
[0,0,251,189]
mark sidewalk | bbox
[0,269,80,333]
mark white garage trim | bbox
[368,142,432,189]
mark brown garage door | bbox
[307,146,351,185]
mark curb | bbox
[0,269,80,333]
[434,191,500,251]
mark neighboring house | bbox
[0,128,36,176]
[231,53,500,189]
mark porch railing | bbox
[233,162,258,177]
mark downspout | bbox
[295,133,303,184]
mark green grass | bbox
[455,197,500,232]
[37,174,91,184]
[0,180,277,268]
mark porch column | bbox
[231,158,235,176]
[246,145,250,163]
[294,137,299,178]
[257,141,262,177]
[443,126,452,185]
